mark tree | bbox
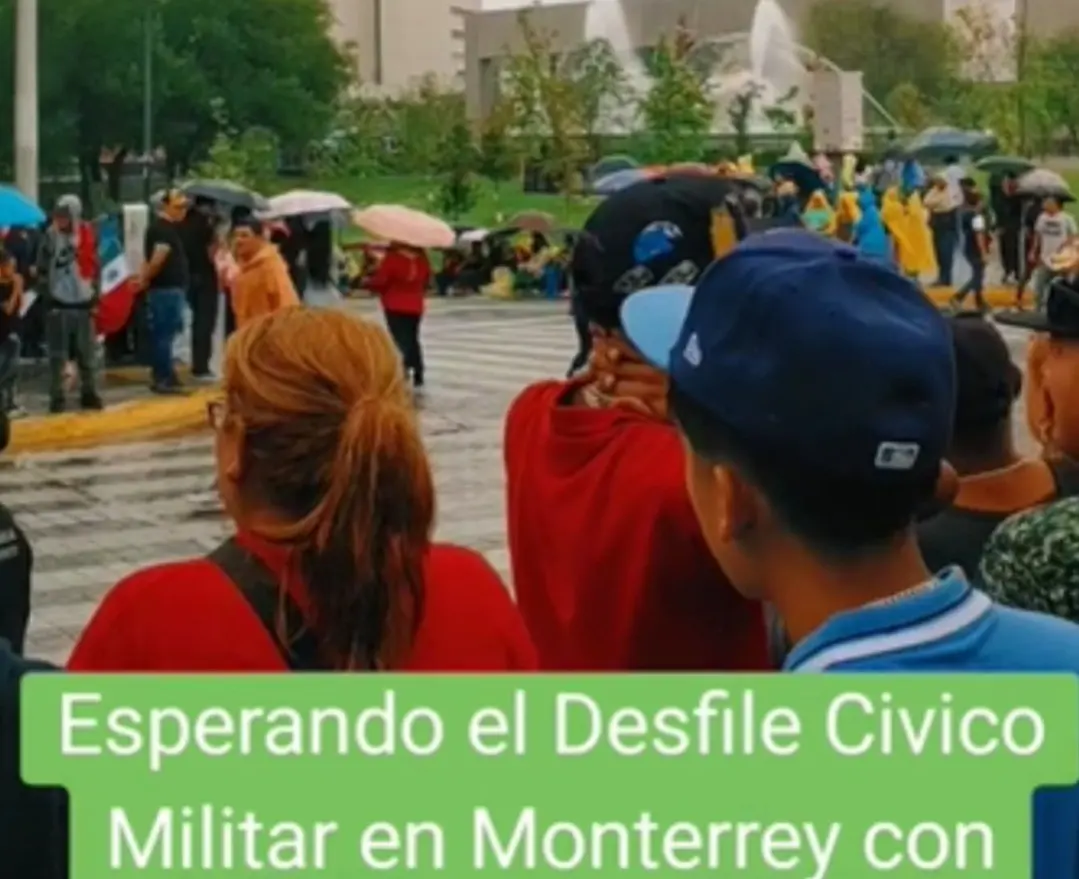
[561,38,632,160]
[0,0,351,195]
[803,0,960,112]
[435,120,479,220]
[638,36,713,164]
[193,103,280,189]
[500,12,588,193]
[885,82,933,132]
[1026,32,1079,154]
[389,76,468,175]
[478,100,520,189]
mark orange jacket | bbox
[231,244,299,328]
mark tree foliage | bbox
[561,38,633,159]
[0,0,350,183]
[803,0,960,111]
[435,120,480,220]
[500,12,588,193]
[637,36,713,164]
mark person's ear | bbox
[220,424,246,484]
[711,464,759,542]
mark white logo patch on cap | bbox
[874,441,920,470]
[683,333,702,367]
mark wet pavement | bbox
[10,297,1039,664]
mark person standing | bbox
[925,175,957,286]
[621,231,1079,877]
[365,242,430,391]
[950,189,990,313]
[1030,197,1078,312]
[138,190,190,394]
[0,250,25,417]
[180,197,219,380]
[36,195,103,413]
[229,217,299,329]
[995,175,1024,288]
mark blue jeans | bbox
[148,287,186,384]
[952,259,987,311]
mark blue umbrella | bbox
[591,168,651,196]
[0,186,45,227]
[905,127,998,162]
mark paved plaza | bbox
[6,298,1039,665]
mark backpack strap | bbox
[1048,456,1079,499]
[207,538,328,671]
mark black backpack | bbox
[207,538,328,671]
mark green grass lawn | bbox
[295,174,599,230]
[284,170,1079,231]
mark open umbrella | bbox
[351,204,455,249]
[975,155,1035,176]
[770,143,824,195]
[589,154,639,181]
[1016,168,1074,201]
[0,186,45,227]
[265,190,351,218]
[666,162,714,177]
[507,210,558,234]
[730,173,771,192]
[458,228,489,244]
[182,179,268,211]
[591,168,651,196]
[905,127,998,162]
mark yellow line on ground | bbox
[9,389,216,455]
[924,285,1023,309]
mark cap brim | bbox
[620,285,694,371]
[994,309,1053,333]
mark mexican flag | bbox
[95,252,139,336]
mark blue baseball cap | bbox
[621,230,955,483]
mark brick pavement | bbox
[13,298,577,664]
[7,297,1040,664]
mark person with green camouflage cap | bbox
[981,496,1079,623]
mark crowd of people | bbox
[2,167,1079,874]
[747,151,1077,318]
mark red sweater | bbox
[504,381,769,671]
[366,249,430,316]
[68,534,537,672]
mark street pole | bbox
[1016,0,1029,154]
[142,4,154,201]
[14,0,39,203]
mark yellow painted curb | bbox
[9,389,216,455]
[924,285,1023,309]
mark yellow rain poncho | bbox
[737,155,755,174]
[904,192,937,277]
[880,187,937,278]
[835,190,861,243]
[840,154,858,190]
[802,190,837,236]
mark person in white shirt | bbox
[1031,197,1078,311]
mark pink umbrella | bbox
[351,205,455,249]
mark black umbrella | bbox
[905,127,998,162]
[182,179,269,211]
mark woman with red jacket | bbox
[365,243,430,389]
[68,308,536,672]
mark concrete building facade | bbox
[327,0,481,93]
[460,0,1079,119]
